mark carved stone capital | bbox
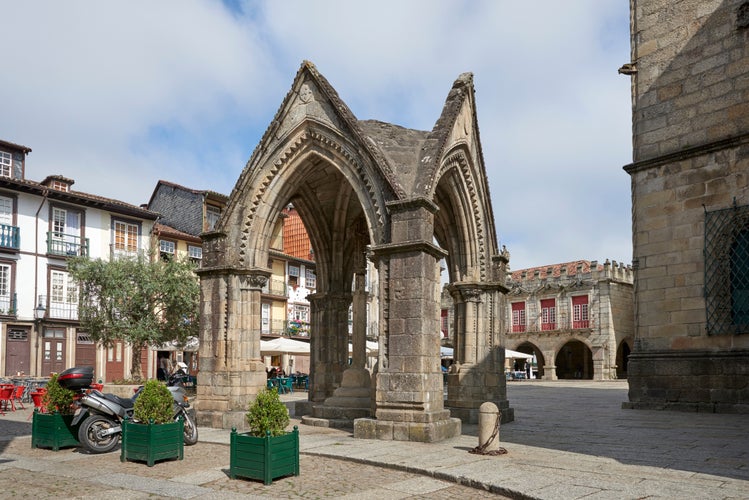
[239,272,269,290]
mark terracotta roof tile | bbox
[510,260,600,281]
[283,207,314,261]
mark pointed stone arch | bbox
[196,61,512,441]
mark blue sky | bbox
[1,0,633,271]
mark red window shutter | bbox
[540,298,556,330]
[511,302,526,332]
[572,295,589,328]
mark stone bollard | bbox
[478,402,500,452]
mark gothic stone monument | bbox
[195,61,512,442]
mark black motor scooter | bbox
[59,366,199,454]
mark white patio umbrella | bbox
[260,337,311,356]
[505,348,534,360]
[348,341,379,355]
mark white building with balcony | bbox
[0,139,158,380]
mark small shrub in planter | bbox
[121,380,183,466]
[230,387,299,485]
[43,373,76,414]
[32,374,79,451]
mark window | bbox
[0,263,11,314]
[541,298,556,331]
[50,269,79,320]
[288,264,300,277]
[113,220,139,257]
[0,195,12,225]
[8,329,27,341]
[572,295,589,329]
[50,180,69,192]
[511,302,526,333]
[0,195,16,250]
[50,206,84,256]
[731,228,749,329]
[188,245,202,260]
[0,151,11,178]
[206,205,221,231]
[159,240,175,260]
[305,268,316,289]
[292,305,309,322]
[77,332,94,344]
[705,202,749,334]
[261,303,270,334]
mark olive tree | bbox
[68,254,199,381]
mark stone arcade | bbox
[195,61,511,442]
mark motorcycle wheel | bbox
[181,410,199,445]
[78,414,120,453]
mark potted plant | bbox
[229,387,299,484]
[120,379,183,466]
[31,373,79,451]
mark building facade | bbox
[147,183,318,375]
[504,260,634,380]
[623,0,749,411]
[0,139,158,381]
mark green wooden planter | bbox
[120,418,184,467]
[229,426,300,485]
[31,411,79,451]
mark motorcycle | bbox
[58,366,199,454]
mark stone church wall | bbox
[624,0,749,412]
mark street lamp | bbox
[33,303,46,377]
[34,304,46,322]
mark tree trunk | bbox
[131,344,144,382]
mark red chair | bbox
[28,390,48,420]
[0,386,14,414]
[12,385,25,410]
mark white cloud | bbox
[0,0,633,271]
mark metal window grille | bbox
[704,201,749,335]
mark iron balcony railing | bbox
[261,278,287,297]
[508,317,594,334]
[37,294,79,321]
[47,232,89,257]
[0,223,20,250]
[0,292,17,316]
[263,319,311,337]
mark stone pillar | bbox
[354,198,461,442]
[304,272,373,426]
[445,284,512,424]
[195,268,268,430]
[543,350,558,380]
[308,292,350,402]
[351,272,367,370]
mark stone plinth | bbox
[353,415,461,442]
[303,366,372,426]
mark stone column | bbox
[304,272,373,425]
[543,350,558,380]
[308,292,350,402]
[351,272,367,370]
[354,198,461,442]
[195,267,269,430]
[445,284,512,424]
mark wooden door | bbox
[75,331,96,371]
[105,341,124,382]
[41,327,66,375]
[5,327,30,376]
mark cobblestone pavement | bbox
[4,380,749,499]
[0,408,505,499]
